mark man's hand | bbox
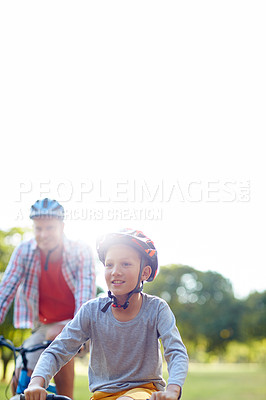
[24,376,47,400]
[150,384,181,400]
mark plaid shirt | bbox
[0,236,96,329]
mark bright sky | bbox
[1,1,265,298]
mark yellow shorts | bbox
[91,383,158,400]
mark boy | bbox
[24,229,189,400]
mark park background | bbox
[0,1,265,399]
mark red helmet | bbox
[96,228,158,282]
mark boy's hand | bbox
[23,386,47,400]
[24,376,47,400]
[150,384,181,400]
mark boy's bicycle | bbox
[0,335,57,400]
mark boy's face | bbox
[33,217,64,253]
[104,244,149,298]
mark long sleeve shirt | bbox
[32,293,189,393]
[0,236,96,329]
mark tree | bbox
[144,264,243,353]
[0,227,29,272]
[239,290,266,341]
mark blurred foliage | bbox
[0,305,31,380]
[239,290,266,340]
[0,227,31,380]
[144,264,266,359]
[221,339,266,363]
[0,227,30,272]
[96,286,105,296]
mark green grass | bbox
[182,363,266,400]
[1,361,266,400]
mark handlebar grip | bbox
[20,395,72,400]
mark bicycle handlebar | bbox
[20,395,72,400]
[0,335,52,354]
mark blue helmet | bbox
[29,198,64,220]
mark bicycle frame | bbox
[16,368,57,395]
[15,344,57,395]
[0,335,56,396]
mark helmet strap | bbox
[101,258,145,313]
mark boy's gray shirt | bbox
[32,293,189,393]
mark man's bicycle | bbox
[0,335,57,400]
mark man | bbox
[0,198,96,398]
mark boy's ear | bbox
[141,265,152,281]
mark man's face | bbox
[33,218,64,253]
